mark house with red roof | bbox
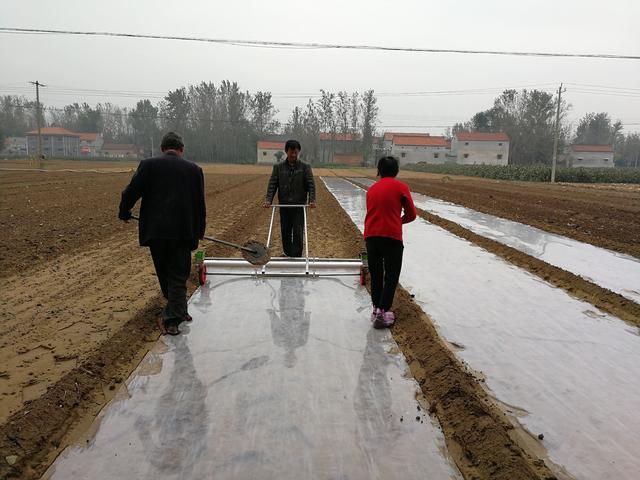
[383,132,432,151]
[452,132,510,165]
[566,144,614,168]
[390,134,450,164]
[77,132,104,157]
[25,127,80,157]
[257,140,286,165]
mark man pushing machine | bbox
[263,140,316,257]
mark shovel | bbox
[129,215,270,266]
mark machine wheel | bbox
[359,267,367,286]
[198,263,207,286]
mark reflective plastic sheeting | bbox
[43,276,461,480]
[325,177,640,480]
[347,177,640,304]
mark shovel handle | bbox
[128,215,256,254]
[203,235,257,254]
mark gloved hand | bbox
[119,210,132,221]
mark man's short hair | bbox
[161,131,184,151]
[285,139,301,152]
[377,155,400,178]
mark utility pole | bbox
[150,135,154,158]
[29,81,46,160]
[551,83,565,183]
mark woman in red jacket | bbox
[364,156,417,328]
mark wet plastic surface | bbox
[348,177,640,304]
[325,177,640,480]
[43,276,461,480]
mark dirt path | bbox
[0,165,567,480]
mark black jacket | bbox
[265,160,316,205]
[119,152,206,250]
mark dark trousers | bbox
[366,236,404,311]
[280,207,305,257]
[149,239,192,322]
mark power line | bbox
[566,82,640,92]
[6,81,640,101]
[2,27,640,60]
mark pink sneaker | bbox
[373,310,395,329]
[370,307,379,322]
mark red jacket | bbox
[364,177,417,242]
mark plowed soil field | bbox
[2,160,636,479]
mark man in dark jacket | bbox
[263,140,316,257]
[119,132,206,335]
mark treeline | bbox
[451,89,640,167]
[0,81,378,163]
[284,90,378,163]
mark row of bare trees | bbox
[284,89,378,163]
[0,82,379,164]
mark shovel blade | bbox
[241,240,271,266]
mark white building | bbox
[452,132,509,165]
[26,127,80,158]
[390,135,450,165]
[257,140,285,165]
[566,144,614,168]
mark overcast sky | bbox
[2,0,639,135]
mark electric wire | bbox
[1,27,639,60]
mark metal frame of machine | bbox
[197,204,365,282]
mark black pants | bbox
[366,236,404,311]
[280,207,305,257]
[149,239,192,323]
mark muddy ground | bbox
[2,160,634,479]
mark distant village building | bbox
[78,133,104,157]
[257,140,285,165]
[452,132,509,165]
[382,132,431,152]
[565,144,614,168]
[319,133,362,164]
[1,136,27,155]
[390,135,450,165]
[99,143,139,158]
[26,127,80,157]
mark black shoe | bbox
[163,319,180,336]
